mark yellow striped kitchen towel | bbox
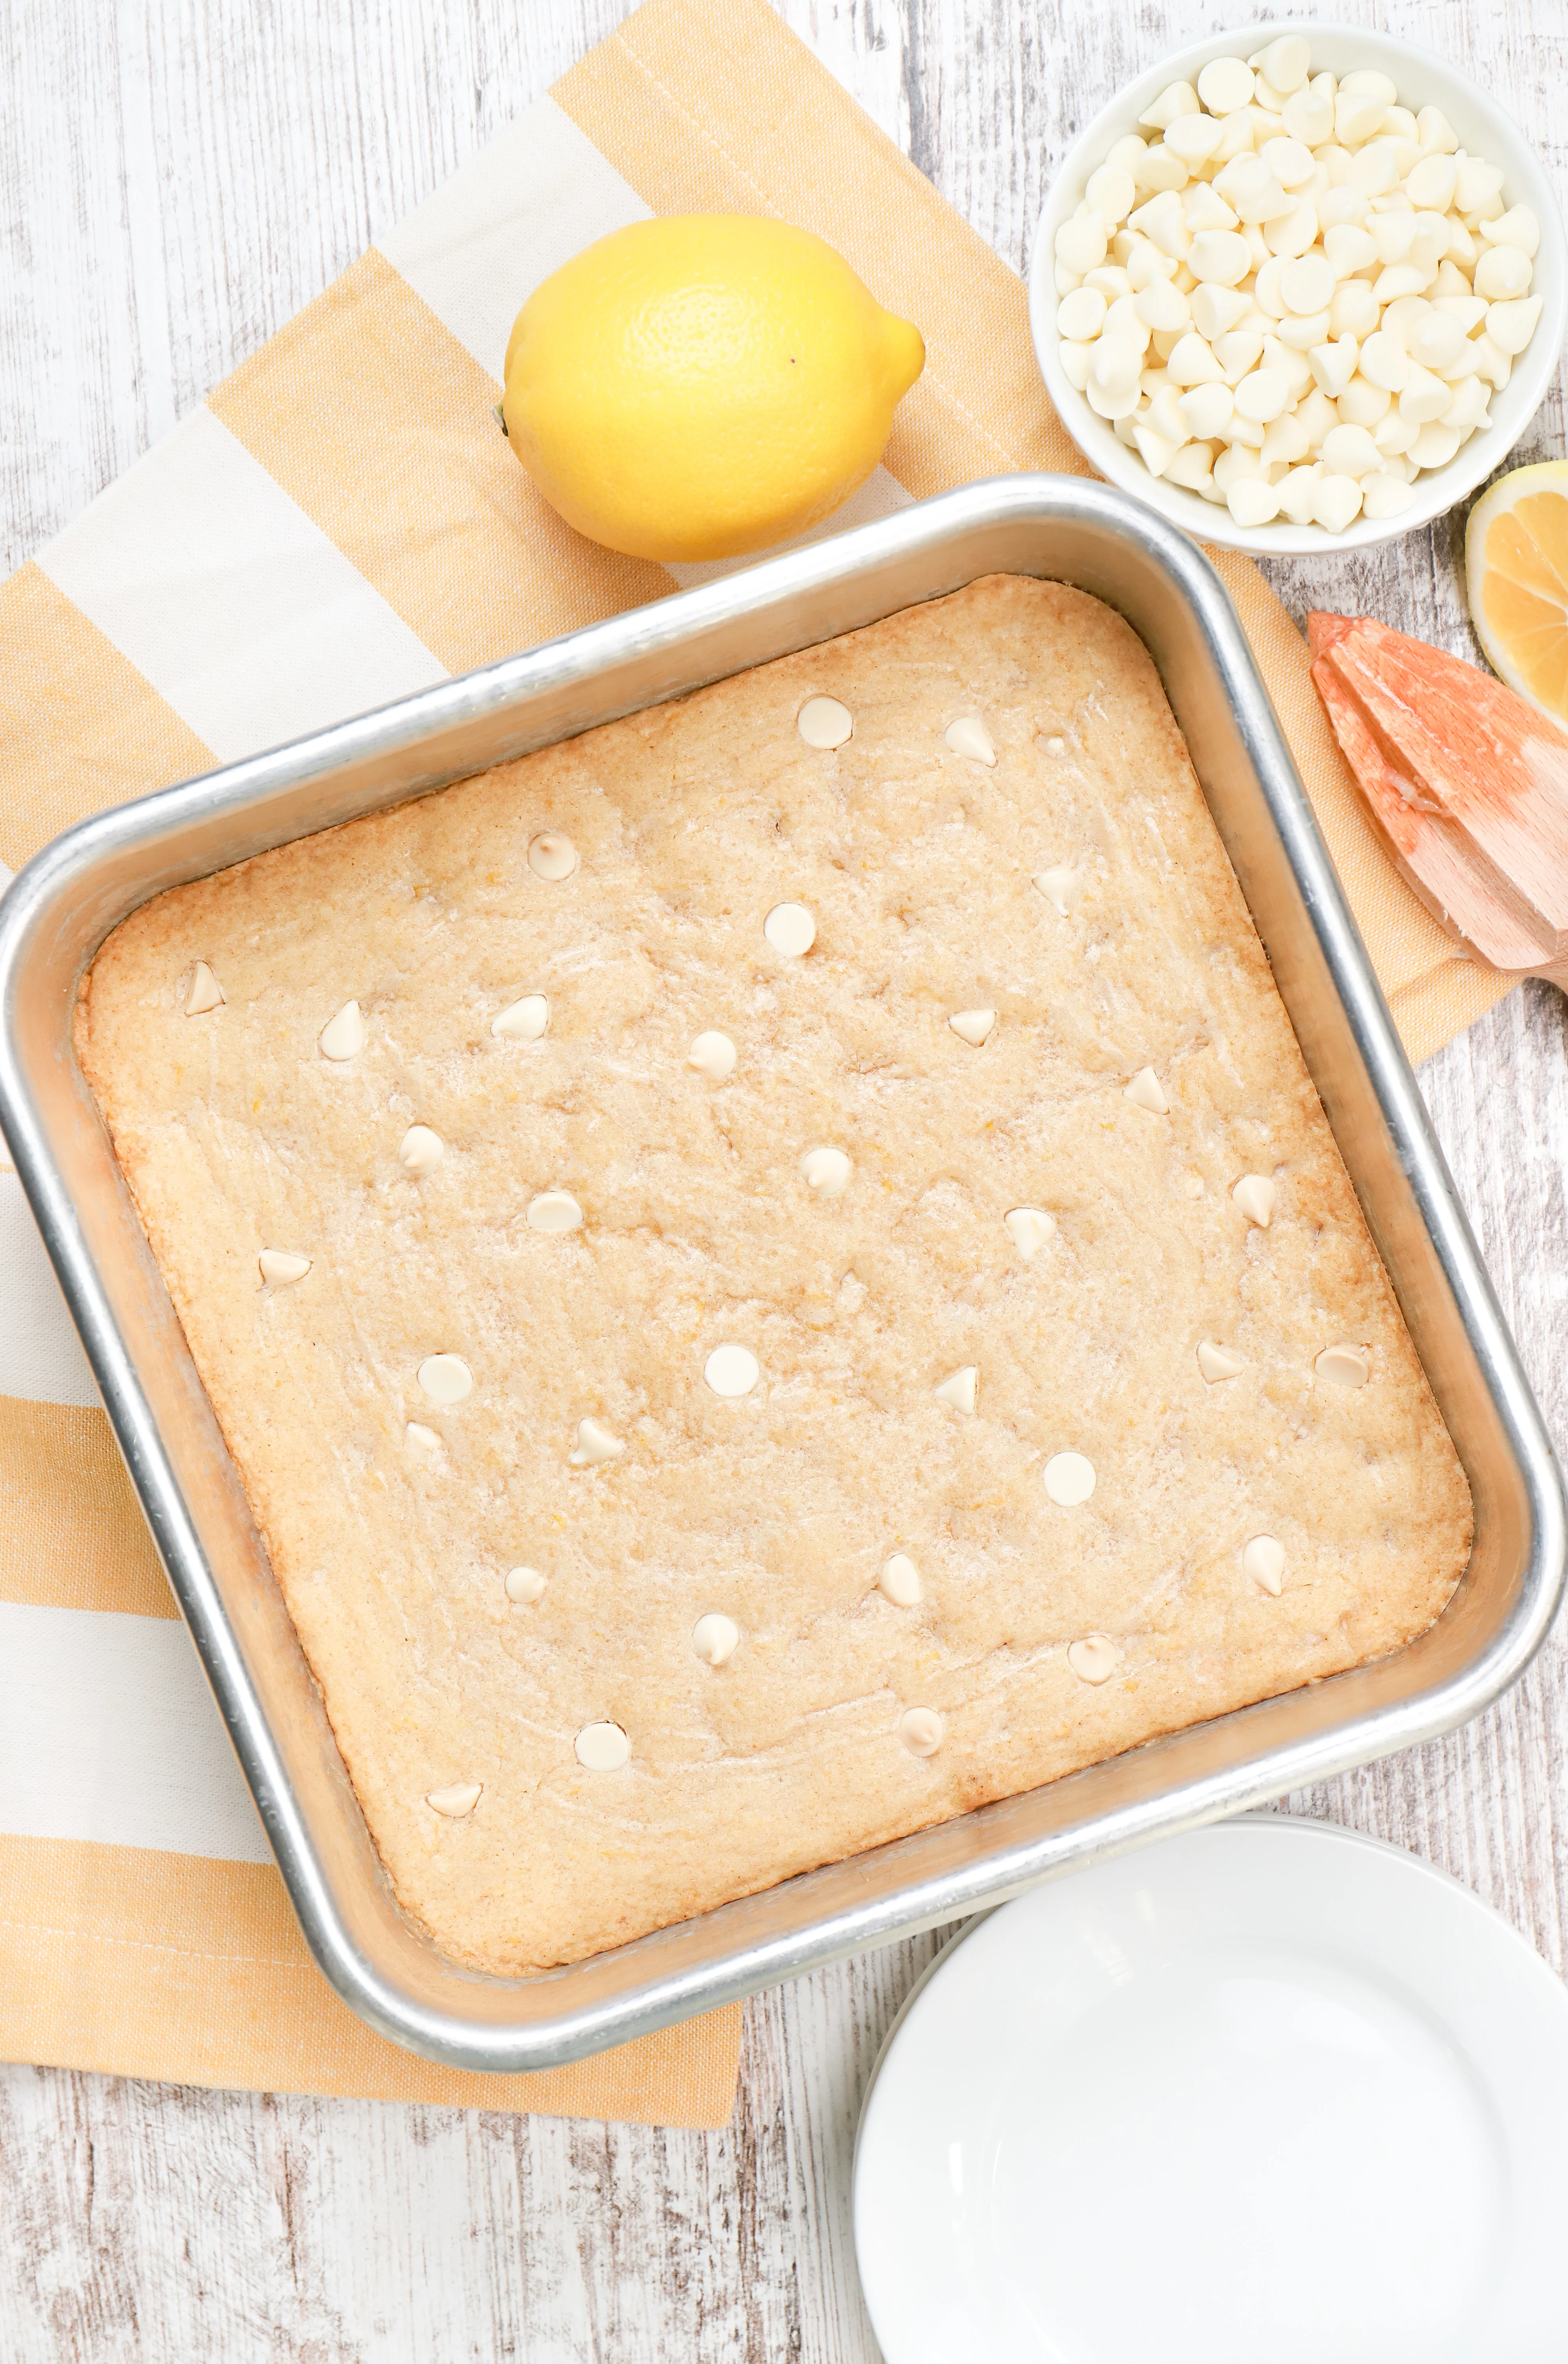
[0,0,1509,2124]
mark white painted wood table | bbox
[3,2,1567,2355]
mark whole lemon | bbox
[501,216,924,563]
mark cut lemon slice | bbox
[1465,459,1568,724]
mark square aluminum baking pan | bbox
[1,476,1562,2073]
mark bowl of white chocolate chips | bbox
[1029,22,1566,550]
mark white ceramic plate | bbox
[1028,20,1568,554]
[854,1817,1568,2364]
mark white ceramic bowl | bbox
[1028,20,1568,554]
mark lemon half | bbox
[501,216,924,564]
[1465,459,1568,724]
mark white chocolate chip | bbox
[705,1343,760,1398]
[319,999,365,1061]
[692,1612,740,1666]
[1322,422,1383,478]
[764,901,816,957]
[505,1566,547,1604]
[949,1007,997,1046]
[575,1722,630,1771]
[800,1144,851,1195]
[258,1249,311,1286]
[1489,296,1544,355]
[1198,56,1254,116]
[797,696,853,748]
[1340,68,1398,103]
[1034,863,1084,915]
[1228,478,1281,528]
[1067,1633,1121,1683]
[1198,1340,1248,1382]
[1004,1206,1056,1260]
[570,1417,625,1466]
[418,1353,472,1406]
[934,1365,978,1414]
[527,1188,583,1233]
[492,994,549,1041]
[1281,250,1335,314]
[1474,245,1532,304]
[1164,116,1224,171]
[1244,1534,1286,1595]
[1124,1066,1169,1114]
[527,830,578,881]
[1312,473,1363,533]
[944,716,996,764]
[1315,1343,1370,1386]
[689,1030,737,1080]
[1253,35,1310,95]
[1043,735,1066,757]
[1059,286,1108,340]
[1483,204,1541,259]
[184,960,224,1016]
[1044,1450,1096,1507]
[1362,472,1417,520]
[1058,216,1111,276]
[898,1706,946,1757]
[1233,1173,1276,1227]
[399,1124,443,1177]
[426,1783,482,1817]
[404,1421,443,1461]
[879,1552,923,1607]
[1087,162,1137,219]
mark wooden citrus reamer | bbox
[1309,611,1568,989]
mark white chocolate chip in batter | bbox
[319,999,365,1060]
[944,716,996,764]
[934,1365,978,1414]
[1233,1173,1276,1227]
[528,1188,583,1233]
[765,901,817,957]
[1198,1341,1248,1383]
[797,695,853,749]
[1045,1450,1096,1506]
[1044,735,1066,756]
[570,1416,625,1466]
[1069,1636,1116,1692]
[399,1124,443,1177]
[879,1552,923,1606]
[1067,1633,1121,1684]
[258,1249,311,1286]
[1033,863,1083,916]
[800,1145,852,1195]
[418,1354,472,1406]
[1315,1343,1370,1386]
[575,1721,630,1771]
[426,1782,482,1817]
[689,1030,737,1080]
[405,1422,443,1461]
[504,1566,547,1604]
[705,1343,760,1398]
[184,960,224,1015]
[492,994,549,1041]
[692,1612,740,1666]
[1124,1067,1169,1115]
[1004,1207,1056,1260]
[527,830,578,881]
[898,1706,946,1757]
[949,1007,997,1047]
[1244,1534,1286,1595]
